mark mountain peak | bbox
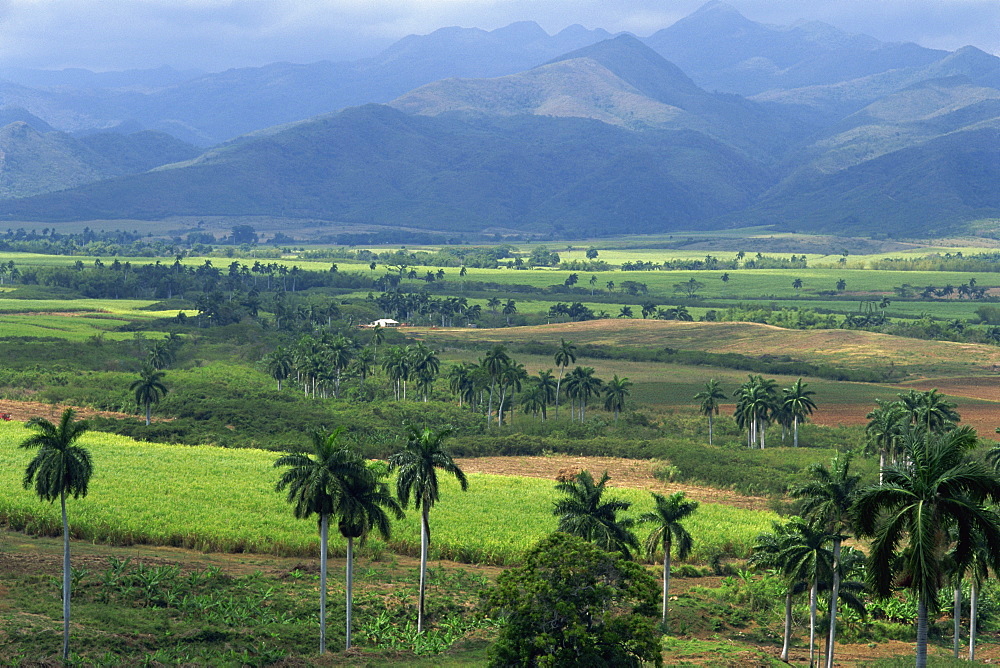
[489,21,549,44]
[546,34,703,101]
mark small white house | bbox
[365,318,401,328]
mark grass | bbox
[416,319,1000,379]
[0,422,779,566]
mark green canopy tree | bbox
[274,428,370,654]
[20,408,93,661]
[388,427,468,633]
[484,532,662,667]
[130,365,168,425]
[855,426,1000,668]
[640,492,698,629]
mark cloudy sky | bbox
[1,0,997,72]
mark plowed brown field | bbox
[455,455,770,510]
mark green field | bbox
[0,423,778,566]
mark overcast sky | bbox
[1,0,997,72]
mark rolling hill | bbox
[1,2,998,236]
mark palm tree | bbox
[370,324,385,363]
[388,427,468,633]
[783,378,817,447]
[640,492,698,629]
[734,375,777,448]
[694,379,726,446]
[751,521,808,662]
[602,375,632,424]
[552,470,638,558]
[854,426,1000,668]
[553,339,576,418]
[535,369,557,418]
[146,339,175,370]
[274,428,370,654]
[792,452,861,668]
[336,462,404,650]
[502,299,517,326]
[483,344,511,424]
[382,346,410,400]
[564,366,603,422]
[20,408,93,661]
[775,517,836,668]
[865,400,908,483]
[130,365,168,425]
[263,346,294,391]
[519,384,548,419]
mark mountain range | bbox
[0,1,998,238]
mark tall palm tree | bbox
[751,521,809,662]
[782,378,817,447]
[535,369,557,419]
[694,379,726,446]
[792,452,861,668]
[336,462,404,650]
[274,428,369,654]
[774,517,836,668]
[640,492,698,629]
[734,375,777,448]
[483,344,511,424]
[263,346,294,391]
[381,345,410,400]
[370,325,385,363]
[565,366,603,422]
[553,339,576,418]
[130,365,168,425]
[519,384,548,419]
[21,409,94,661]
[865,400,908,482]
[552,470,638,558]
[388,427,468,633]
[146,339,175,370]
[602,375,632,424]
[855,426,1000,668]
[502,299,517,326]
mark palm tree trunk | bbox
[418,507,429,634]
[953,582,961,658]
[61,491,71,661]
[916,596,929,668]
[145,403,151,426]
[708,413,714,446]
[319,514,328,654]
[826,538,841,668]
[809,579,818,668]
[346,536,354,650]
[781,590,793,661]
[662,550,671,629]
[879,449,886,484]
[970,578,979,661]
[555,371,563,417]
[793,415,800,447]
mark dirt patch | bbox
[812,402,1000,441]
[456,455,770,511]
[0,399,139,423]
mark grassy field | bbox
[416,319,1000,378]
[0,422,778,566]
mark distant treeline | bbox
[468,340,895,383]
[871,253,1000,273]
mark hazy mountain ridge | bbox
[1,1,998,236]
